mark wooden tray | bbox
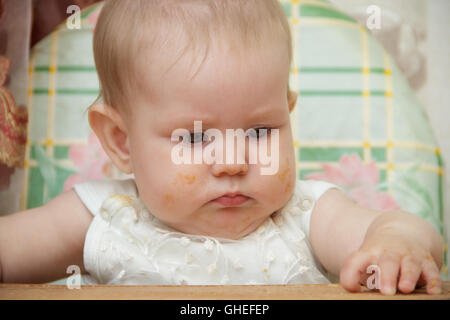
[1,282,449,300]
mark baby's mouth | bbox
[211,192,250,207]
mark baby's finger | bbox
[397,256,422,294]
[377,253,401,295]
[421,258,442,295]
[340,250,375,292]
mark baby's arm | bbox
[309,189,443,295]
[0,189,93,283]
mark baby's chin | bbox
[162,207,272,240]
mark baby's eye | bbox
[246,127,271,139]
[186,132,209,145]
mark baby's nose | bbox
[211,162,249,177]
[210,130,249,177]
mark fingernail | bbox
[384,287,396,296]
[428,279,442,294]
[429,286,442,295]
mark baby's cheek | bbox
[162,193,176,208]
[160,172,196,207]
[161,168,204,208]
[254,156,295,206]
[137,170,199,225]
[275,156,296,193]
[172,172,197,187]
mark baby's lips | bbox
[212,194,250,207]
[210,190,249,200]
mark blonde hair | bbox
[93,0,292,112]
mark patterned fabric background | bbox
[21,0,447,279]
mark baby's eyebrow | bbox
[252,106,281,117]
[168,105,284,130]
[170,115,216,129]
[246,106,286,123]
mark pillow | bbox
[22,0,447,280]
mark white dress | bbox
[72,178,340,285]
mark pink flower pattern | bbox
[63,131,113,191]
[86,4,102,32]
[306,154,400,212]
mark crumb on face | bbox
[276,157,290,183]
[163,193,175,207]
[173,173,197,187]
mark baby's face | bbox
[125,42,296,239]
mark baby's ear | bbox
[88,103,133,174]
[288,90,298,113]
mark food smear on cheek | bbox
[284,179,292,193]
[164,173,197,208]
[275,157,294,193]
[163,193,175,207]
[173,173,196,187]
[276,157,290,183]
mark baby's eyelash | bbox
[246,127,272,139]
[185,132,209,144]
[181,127,274,145]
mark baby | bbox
[0,0,444,295]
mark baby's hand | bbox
[339,211,443,295]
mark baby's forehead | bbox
[137,23,290,82]
[93,0,292,116]
[136,61,289,137]
[135,40,290,118]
